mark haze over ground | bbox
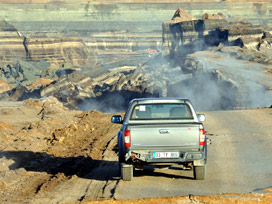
[0,0,272,203]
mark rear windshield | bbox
[130,103,193,120]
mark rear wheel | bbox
[118,152,124,175]
[121,163,133,181]
[118,141,125,176]
[193,165,206,180]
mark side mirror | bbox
[197,114,206,122]
[111,115,123,124]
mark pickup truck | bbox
[111,98,207,181]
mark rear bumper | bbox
[125,149,206,164]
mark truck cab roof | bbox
[129,98,192,105]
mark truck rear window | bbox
[130,103,193,120]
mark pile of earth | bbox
[0,98,121,203]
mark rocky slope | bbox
[0,21,97,82]
[0,22,96,67]
[0,33,96,67]
[161,9,272,109]
[0,20,97,88]
[0,21,26,63]
[1,0,271,51]
[0,4,271,112]
[24,37,96,68]
[162,9,268,59]
[0,9,271,112]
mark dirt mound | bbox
[0,99,122,203]
[0,80,14,94]
[202,12,228,20]
[27,78,55,90]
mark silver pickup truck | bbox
[111,98,207,181]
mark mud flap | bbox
[121,163,133,181]
[193,159,206,166]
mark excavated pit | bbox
[0,3,272,204]
[0,6,271,113]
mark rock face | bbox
[0,21,26,63]
[0,20,97,86]
[161,9,272,110]
[39,67,153,111]
[0,33,97,68]
[1,1,271,65]
[24,38,96,68]
[162,8,266,60]
[0,20,97,70]
[162,12,229,57]
[0,51,248,112]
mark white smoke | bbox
[194,51,272,109]
[141,50,272,112]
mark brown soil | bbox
[0,98,121,203]
[27,78,55,90]
[78,192,272,204]
[0,80,14,94]
[0,99,271,204]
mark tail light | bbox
[199,126,205,146]
[124,130,131,147]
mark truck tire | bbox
[121,163,133,181]
[193,165,206,180]
[118,148,125,175]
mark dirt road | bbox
[0,99,271,203]
[114,108,272,199]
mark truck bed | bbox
[129,123,201,150]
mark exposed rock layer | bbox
[0,20,97,68]
[162,9,268,59]
[0,32,96,67]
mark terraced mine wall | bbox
[0,33,96,67]
[0,20,98,87]
[162,18,265,59]
[0,1,271,50]
[0,1,271,112]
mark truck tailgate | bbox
[129,123,200,150]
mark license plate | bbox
[153,152,179,159]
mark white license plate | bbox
[153,152,179,159]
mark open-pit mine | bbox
[0,0,272,204]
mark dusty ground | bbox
[79,192,272,204]
[0,99,271,204]
[0,98,121,203]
